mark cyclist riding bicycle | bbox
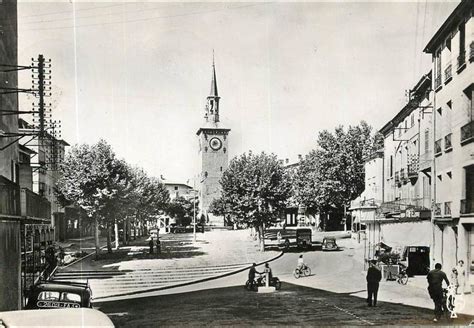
[297,254,307,270]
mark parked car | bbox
[0,308,114,327]
[25,281,93,309]
[170,224,204,234]
[321,237,339,251]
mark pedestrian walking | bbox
[58,246,65,266]
[427,263,450,322]
[366,259,382,307]
[149,237,154,254]
[156,237,161,254]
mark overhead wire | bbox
[18,3,127,19]
[18,3,268,32]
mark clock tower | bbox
[196,58,230,226]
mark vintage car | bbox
[321,237,339,251]
[25,281,93,310]
[0,308,114,327]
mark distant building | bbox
[196,58,230,226]
[164,181,194,201]
[423,0,474,290]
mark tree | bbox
[167,196,195,226]
[293,121,375,230]
[215,151,291,251]
[55,140,143,257]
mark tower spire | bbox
[210,50,218,97]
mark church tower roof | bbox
[209,53,218,98]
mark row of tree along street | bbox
[210,121,382,251]
[54,140,197,258]
[56,121,379,255]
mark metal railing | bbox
[470,41,474,62]
[461,121,474,145]
[444,201,452,216]
[457,50,466,70]
[407,163,418,178]
[394,171,400,185]
[0,175,21,216]
[435,139,442,155]
[434,74,442,90]
[434,203,442,216]
[444,63,452,82]
[444,133,452,151]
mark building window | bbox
[390,155,393,177]
[174,186,178,191]
[435,48,442,89]
[220,166,223,172]
[458,21,466,70]
[424,130,429,152]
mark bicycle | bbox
[293,265,311,279]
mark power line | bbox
[19,3,173,25]
[18,3,127,19]
[18,3,268,32]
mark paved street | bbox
[53,230,279,299]
[96,282,473,327]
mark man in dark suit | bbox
[367,260,382,307]
[427,263,450,322]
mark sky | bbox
[16,1,459,183]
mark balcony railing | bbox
[434,74,442,90]
[394,171,400,185]
[470,41,474,62]
[20,188,51,220]
[434,203,442,216]
[435,139,442,156]
[457,50,466,71]
[444,133,452,151]
[461,121,474,145]
[407,164,418,178]
[460,199,474,215]
[400,168,407,184]
[444,201,452,216]
[444,63,452,83]
[0,175,21,216]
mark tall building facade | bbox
[196,59,230,226]
[423,0,474,290]
[0,0,22,311]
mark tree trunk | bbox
[106,222,112,253]
[258,225,265,252]
[94,217,100,260]
[114,219,119,250]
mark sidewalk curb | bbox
[61,242,114,270]
[93,251,284,302]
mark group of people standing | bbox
[149,237,161,254]
[365,259,467,322]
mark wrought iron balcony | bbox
[460,199,474,215]
[444,133,452,151]
[457,50,466,71]
[400,168,408,184]
[444,201,452,217]
[394,171,400,185]
[0,175,21,216]
[407,164,418,178]
[470,42,474,62]
[434,139,442,156]
[434,203,442,216]
[434,74,442,90]
[20,188,51,220]
[444,63,452,83]
[461,121,474,145]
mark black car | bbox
[25,281,92,309]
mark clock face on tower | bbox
[209,137,223,151]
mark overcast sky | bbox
[17,1,459,183]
